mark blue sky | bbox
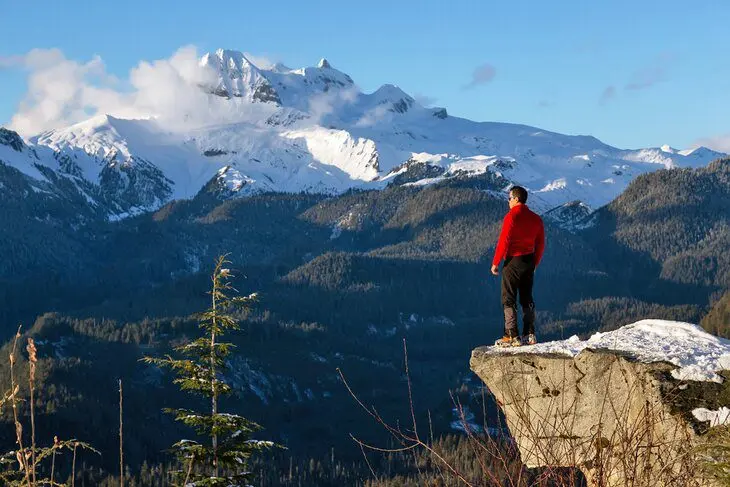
[1,0,729,150]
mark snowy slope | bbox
[491,319,730,383]
[1,48,726,219]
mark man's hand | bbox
[491,264,499,276]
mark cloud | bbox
[625,53,673,91]
[413,93,437,107]
[694,133,730,153]
[5,46,286,135]
[243,52,277,70]
[599,85,616,105]
[463,63,496,89]
[355,103,393,128]
[8,48,130,135]
[126,46,224,126]
[307,85,359,125]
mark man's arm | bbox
[534,218,545,267]
[491,213,514,274]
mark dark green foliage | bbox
[0,327,100,486]
[0,159,727,484]
[144,256,273,486]
[590,158,730,288]
[539,297,705,337]
[702,291,730,338]
[89,434,585,486]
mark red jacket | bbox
[492,204,545,267]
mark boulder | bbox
[470,320,730,487]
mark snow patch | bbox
[450,406,482,434]
[693,407,730,427]
[402,176,447,187]
[537,178,567,192]
[490,320,730,383]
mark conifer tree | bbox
[144,255,273,486]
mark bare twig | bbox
[119,379,124,487]
[10,326,32,487]
[338,342,477,487]
[50,436,59,487]
[71,442,77,487]
[27,337,38,486]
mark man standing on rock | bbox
[491,186,545,347]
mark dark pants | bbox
[501,254,536,338]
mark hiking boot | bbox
[523,334,537,345]
[503,306,518,338]
[522,303,536,337]
[495,335,522,348]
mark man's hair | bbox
[510,186,528,203]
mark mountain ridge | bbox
[1,48,725,221]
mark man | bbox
[491,186,545,347]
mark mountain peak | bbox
[678,146,724,158]
[317,58,331,69]
[372,84,412,101]
[0,127,27,152]
[52,114,125,138]
[368,84,415,114]
[200,49,280,103]
[211,48,252,65]
[271,62,292,73]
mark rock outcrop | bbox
[470,321,730,487]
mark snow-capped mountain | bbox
[0,48,726,220]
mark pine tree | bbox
[144,255,274,486]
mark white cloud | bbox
[413,93,437,107]
[307,85,359,125]
[243,52,277,70]
[126,46,223,128]
[355,103,393,128]
[5,46,283,136]
[8,48,131,135]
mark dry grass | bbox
[0,326,98,487]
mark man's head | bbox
[508,186,527,209]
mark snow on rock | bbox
[282,127,380,181]
[200,49,280,103]
[491,319,730,383]
[622,148,679,169]
[0,129,49,181]
[679,146,726,159]
[0,127,27,152]
[693,407,730,427]
[544,200,595,231]
[216,166,256,193]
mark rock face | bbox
[470,345,727,487]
